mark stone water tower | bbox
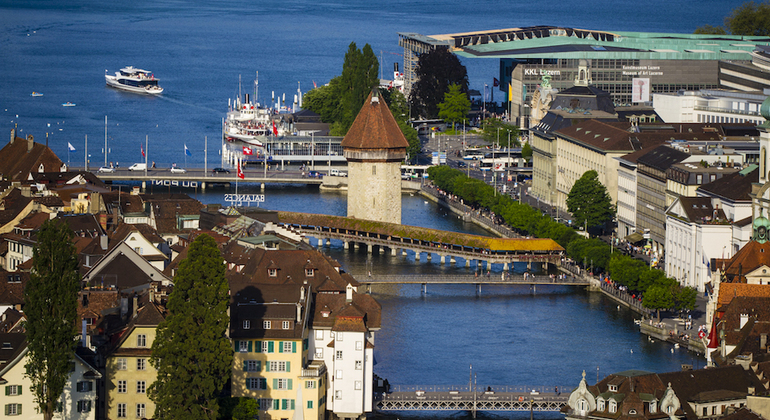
[342,90,409,224]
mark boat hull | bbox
[105,75,163,94]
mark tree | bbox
[232,398,259,420]
[694,24,728,34]
[437,84,471,129]
[303,42,379,135]
[726,1,770,36]
[673,285,698,315]
[566,170,615,232]
[24,219,80,420]
[521,142,532,162]
[409,48,468,119]
[480,117,520,147]
[643,284,674,322]
[149,234,233,420]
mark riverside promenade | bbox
[419,183,710,354]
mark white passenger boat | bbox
[105,66,163,94]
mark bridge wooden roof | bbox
[277,212,563,252]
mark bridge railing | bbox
[385,385,571,394]
[421,184,519,239]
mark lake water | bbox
[1,1,716,417]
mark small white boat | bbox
[62,102,76,107]
[30,92,43,97]
[105,66,163,94]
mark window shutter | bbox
[303,339,308,350]
[255,341,261,353]
[256,361,262,371]
[235,340,240,351]
[268,341,274,353]
[291,399,295,410]
[288,379,293,390]
[5,404,9,415]
[248,341,253,352]
[5,386,9,396]
[273,399,280,410]
[308,401,313,409]
[278,341,283,353]
[292,342,296,353]
[260,378,267,389]
[18,404,21,415]
[282,399,288,410]
[17,386,20,395]
[243,361,248,372]
[273,379,278,389]
[286,361,291,372]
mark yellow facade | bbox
[232,338,325,420]
[105,325,157,420]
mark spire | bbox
[575,59,592,87]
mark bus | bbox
[401,164,431,179]
[463,149,486,160]
[479,149,523,171]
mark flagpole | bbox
[145,135,148,177]
[85,135,88,171]
[205,136,208,177]
[104,116,107,168]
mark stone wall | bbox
[347,160,402,224]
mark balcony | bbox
[692,105,759,116]
[301,360,327,378]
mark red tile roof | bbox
[341,91,409,150]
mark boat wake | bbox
[156,94,220,114]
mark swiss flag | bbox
[272,120,278,136]
[140,144,145,158]
[243,146,253,155]
[237,162,245,179]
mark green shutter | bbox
[255,341,261,353]
[235,340,240,351]
[282,399,288,410]
[286,361,290,372]
[278,341,283,353]
[291,399,295,410]
[273,399,279,410]
[288,379,293,390]
[268,341,274,353]
[260,378,267,389]
[18,405,21,415]
[5,386,9,396]
[265,362,270,372]
[243,361,248,372]
[273,378,278,389]
[248,341,253,352]
[256,361,262,371]
[308,401,313,409]
[17,386,20,395]
[303,339,308,351]
[292,342,297,353]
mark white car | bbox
[170,167,186,173]
[98,167,115,173]
[128,163,147,171]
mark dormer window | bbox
[305,268,314,277]
[243,320,250,329]
[268,268,277,277]
[650,401,657,413]
[597,399,605,411]
[609,400,617,413]
[263,321,271,329]
[608,384,617,392]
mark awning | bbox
[625,232,644,243]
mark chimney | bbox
[10,128,15,144]
[300,286,305,301]
[740,313,749,328]
[100,235,108,251]
[132,295,138,319]
[26,134,33,152]
[120,297,128,319]
[346,284,353,302]
[296,303,302,322]
[748,387,755,395]
[761,333,767,351]
[112,207,120,230]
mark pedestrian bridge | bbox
[355,273,588,294]
[376,385,569,415]
[277,212,564,271]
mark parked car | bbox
[170,167,186,173]
[212,167,230,173]
[97,166,115,173]
[330,169,347,177]
[128,163,147,171]
[308,171,324,178]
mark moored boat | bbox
[31,92,43,97]
[105,66,163,94]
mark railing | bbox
[421,184,519,238]
[692,105,760,116]
[386,385,569,394]
[354,274,588,285]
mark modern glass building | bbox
[399,27,770,125]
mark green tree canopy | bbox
[673,285,698,314]
[480,117,520,147]
[566,170,615,231]
[409,48,468,119]
[726,1,770,36]
[521,142,532,162]
[149,234,233,420]
[643,284,675,322]
[303,42,378,135]
[694,24,728,34]
[24,219,80,420]
[232,398,259,420]
[437,84,471,128]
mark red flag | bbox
[313,80,317,89]
[140,144,145,158]
[237,162,245,179]
[242,146,253,155]
[272,120,278,136]
[493,77,499,87]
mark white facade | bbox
[653,90,766,125]
[0,348,100,420]
[616,159,638,238]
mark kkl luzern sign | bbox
[225,194,266,206]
